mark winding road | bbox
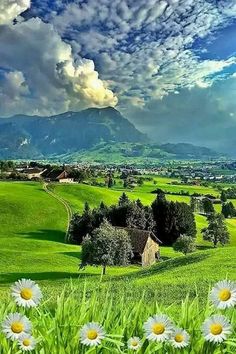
[43,182,73,238]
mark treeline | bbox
[221,188,236,200]
[67,190,196,246]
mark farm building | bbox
[22,167,46,179]
[121,228,162,267]
[43,169,74,183]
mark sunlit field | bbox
[0,178,235,307]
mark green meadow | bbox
[0,178,236,307]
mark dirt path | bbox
[43,182,73,238]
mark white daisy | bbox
[2,313,32,341]
[143,314,174,342]
[80,322,105,347]
[210,280,236,309]
[127,336,142,350]
[18,334,36,351]
[169,328,190,349]
[202,315,232,344]
[11,278,42,308]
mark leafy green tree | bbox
[222,202,236,218]
[173,235,196,255]
[202,213,230,247]
[81,220,133,275]
[220,190,228,203]
[202,198,215,215]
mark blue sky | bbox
[0,0,236,154]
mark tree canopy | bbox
[81,220,133,274]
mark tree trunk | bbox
[102,265,106,275]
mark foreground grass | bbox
[0,283,236,353]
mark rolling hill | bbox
[0,179,235,305]
[61,142,220,164]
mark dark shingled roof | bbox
[43,169,69,180]
[117,227,162,254]
[22,167,44,174]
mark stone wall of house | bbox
[141,237,159,266]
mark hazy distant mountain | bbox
[0,107,147,159]
[0,107,222,161]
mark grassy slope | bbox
[0,179,236,305]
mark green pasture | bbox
[0,179,235,307]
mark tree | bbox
[202,198,215,215]
[190,197,197,212]
[126,201,147,230]
[152,195,196,246]
[220,190,227,203]
[173,235,196,255]
[202,213,230,247]
[222,202,236,218]
[67,203,94,244]
[174,202,197,239]
[81,220,133,275]
[107,175,113,188]
[119,192,130,206]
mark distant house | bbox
[120,228,162,267]
[22,167,46,180]
[43,169,74,183]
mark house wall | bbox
[141,237,159,267]
[28,173,43,179]
[58,178,74,183]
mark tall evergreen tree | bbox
[119,192,130,206]
[220,190,228,203]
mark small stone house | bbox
[122,228,162,267]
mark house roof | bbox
[22,167,44,174]
[43,169,69,180]
[118,227,162,254]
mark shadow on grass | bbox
[114,252,210,281]
[18,229,66,243]
[0,271,97,285]
[197,245,214,251]
[61,252,82,260]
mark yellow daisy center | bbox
[20,288,33,300]
[131,340,139,347]
[210,324,223,335]
[219,289,231,301]
[11,322,24,334]
[175,334,184,343]
[87,329,98,340]
[152,323,165,335]
[23,339,31,347]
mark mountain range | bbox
[0,107,221,162]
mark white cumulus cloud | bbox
[0,16,117,116]
[0,0,30,25]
